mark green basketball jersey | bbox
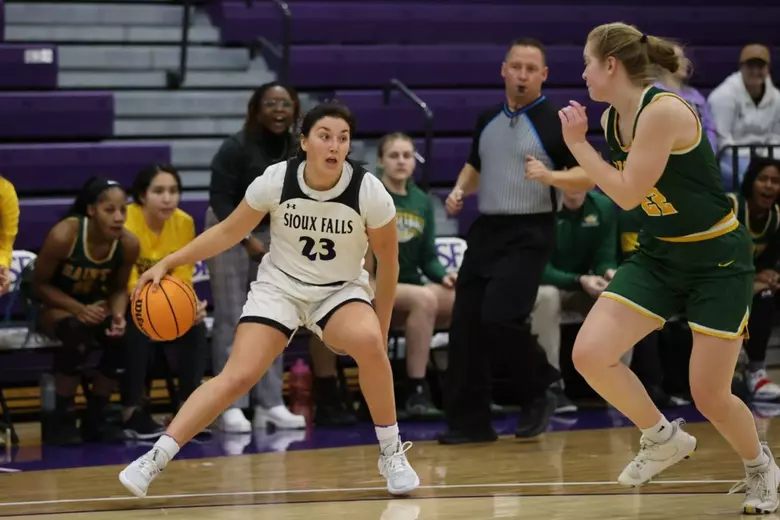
[605,86,736,242]
[49,217,124,304]
[727,192,780,257]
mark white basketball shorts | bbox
[238,257,374,349]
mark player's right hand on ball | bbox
[445,187,464,215]
[133,260,170,300]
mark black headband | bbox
[639,34,648,44]
[87,178,121,200]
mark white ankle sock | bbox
[152,434,181,467]
[640,416,673,443]
[744,446,770,468]
[375,423,399,454]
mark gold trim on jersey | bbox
[603,107,613,143]
[742,197,780,239]
[725,192,739,214]
[600,291,666,327]
[82,217,119,264]
[688,307,750,340]
[657,211,739,243]
[612,88,702,154]
[62,217,79,258]
[612,86,653,152]
[647,93,702,154]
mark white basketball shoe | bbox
[378,440,420,495]
[119,447,167,498]
[617,418,697,487]
[730,444,780,514]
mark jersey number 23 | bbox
[299,236,336,261]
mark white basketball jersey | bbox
[244,159,395,285]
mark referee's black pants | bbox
[444,213,560,434]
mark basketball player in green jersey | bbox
[727,158,780,403]
[32,177,139,445]
[558,22,779,514]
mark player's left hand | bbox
[195,299,208,324]
[106,313,126,337]
[525,155,553,185]
[441,273,458,289]
[559,100,589,146]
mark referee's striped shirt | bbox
[468,96,579,215]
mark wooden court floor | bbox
[0,418,779,519]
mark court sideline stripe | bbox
[0,479,740,508]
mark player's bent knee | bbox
[341,330,386,363]
[689,380,731,422]
[571,334,610,376]
[218,368,261,397]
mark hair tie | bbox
[639,34,648,44]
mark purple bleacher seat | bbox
[2,143,170,196]
[337,88,606,135]
[0,92,113,139]
[213,2,780,46]
[16,195,209,252]
[270,0,753,4]
[0,44,57,89]
[430,188,478,237]
[414,136,607,186]
[285,45,773,89]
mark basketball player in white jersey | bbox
[118,102,420,497]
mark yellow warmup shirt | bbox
[0,177,19,269]
[124,203,196,292]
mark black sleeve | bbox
[528,100,579,170]
[208,136,244,223]
[467,105,503,172]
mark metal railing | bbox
[168,0,292,89]
[718,144,780,191]
[246,0,292,84]
[167,0,194,89]
[382,79,434,191]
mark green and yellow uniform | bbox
[388,182,447,286]
[50,217,125,304]
[726,192,780,259]
[618,208,642,260]
[603,86,754,339]
[541,191,618,288]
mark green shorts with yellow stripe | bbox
[602,224,754,340]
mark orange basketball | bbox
[131,275,197,341]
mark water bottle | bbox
[40,373,56,413]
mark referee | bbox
[440,38,593,444]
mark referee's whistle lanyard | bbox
[504,97,546,128]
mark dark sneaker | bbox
[515,389,556,439]
[405,380,443,420]
[81,412,127,443]
[551,384,578,414]
[313,377,358,427]
[42,409,82,446]
[123,409,166,440]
